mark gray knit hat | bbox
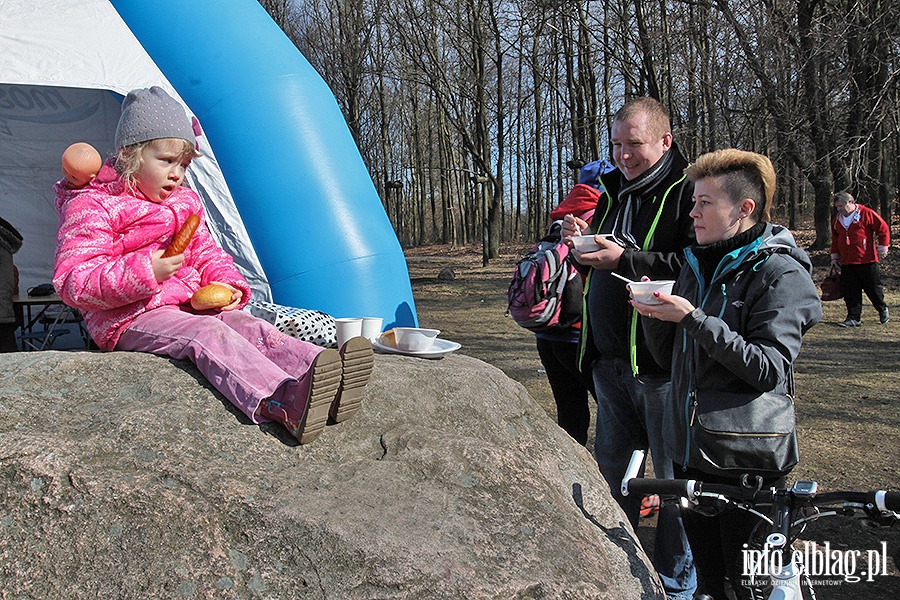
[115,86,196,149]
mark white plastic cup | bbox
[334,318,363,348]
[360,317,384,342]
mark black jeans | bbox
[680,465,786,600]
[535,336,595,445]
[840,262,887,321]
[0,322,17,352]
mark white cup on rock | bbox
[334,318,363,348]
[360,317,384,342]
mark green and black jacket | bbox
[578,144,695,376]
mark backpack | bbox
[506,221,583,332]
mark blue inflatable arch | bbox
[110,0,417,329]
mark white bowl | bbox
[570,234,616,252]
[570,235,600,252]
[393,327,440,352]
[628,280,675,305]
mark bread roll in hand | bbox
[191,283,234,311]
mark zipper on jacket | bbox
[578,270,592,369]
[578,190,613,372]
[716,284,727,319]
[683,388,696,470]
[629,178,685,375]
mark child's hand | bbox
[210,281,243,311]
[151,249,184,283]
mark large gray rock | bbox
[0,350,662,599]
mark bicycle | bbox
[621,450,900,599]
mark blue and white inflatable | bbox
[2,0,418,329]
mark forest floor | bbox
[404,229,899,599]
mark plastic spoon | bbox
[610,272,637,285]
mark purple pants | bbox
[116,305,324,422]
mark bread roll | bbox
[380,328,397,347]
[191,283,233,310]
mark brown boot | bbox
[260,348,342,444]
[329,336,374,423]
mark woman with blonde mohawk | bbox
[632,149,822,599]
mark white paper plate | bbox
[373,336,461,359]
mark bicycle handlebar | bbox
[620,450,764,501]
[814,490,900,512]
[877,490,900,512]
[620,450,899,511]
[625,477,700,498]
[623,476,900,512]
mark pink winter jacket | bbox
[52,161,251,351]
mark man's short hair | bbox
[684,149,776,222]
[613,97,671,139]
[832,191,854,205]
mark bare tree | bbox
[261,0,899,252]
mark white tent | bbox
[0,0,271,298]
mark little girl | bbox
[53,86,373,444]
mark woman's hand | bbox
[210,281,243,311]
[151,249,184,283]
[628,277,695,322]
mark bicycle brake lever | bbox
[739,473,764,492]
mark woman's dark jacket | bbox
[643,223,822,472]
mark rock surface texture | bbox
[0,350,662,599]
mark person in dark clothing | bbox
[534,161,610,445]
[562,97,696,599]
[0,216,24,352]
[634,149,822,599]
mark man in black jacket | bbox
[563,97,696,599]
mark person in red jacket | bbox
[830,191,891,326]
[535,166,603,446]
